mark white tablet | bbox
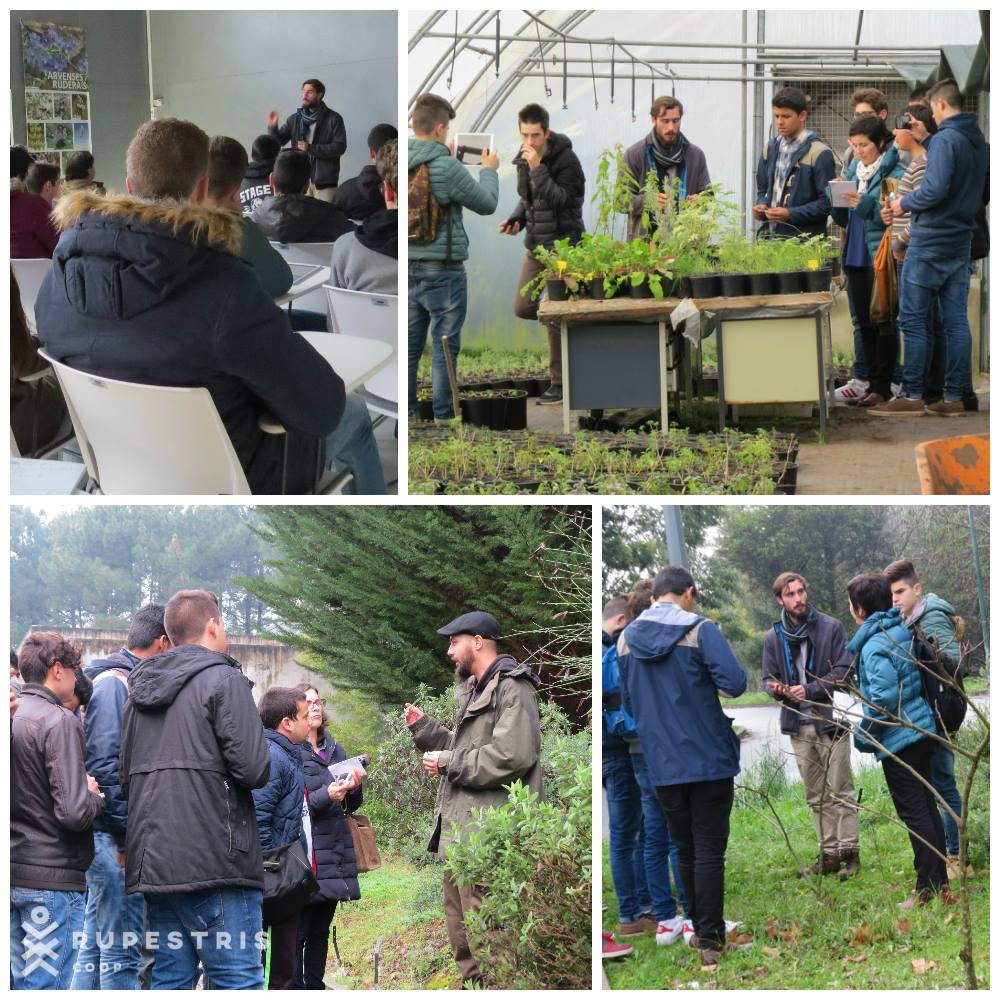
[454,133,494,165]
[829,179,858,208]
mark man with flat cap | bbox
[404,610,542,988]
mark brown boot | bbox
[796,852,841,878]
[838,848,861,880]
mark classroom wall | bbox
[148,10,398,182]
[10,10,150,191]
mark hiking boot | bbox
[838,848,862,880]
[617,915,657,937]
[796,852,841,878]
[536,384,563,405]
[834,378,869,404]
[655,916,684,946]
[699,945,724,969]
[939,887,961,905]
[924,399,965,417]
[602,931,634,959]
[897,888,935,910]
[867,396,926,416]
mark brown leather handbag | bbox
[348,813,382,873]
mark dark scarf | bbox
[648,129,690,171]
[355,208,398,258]
[294,103,322,142]
[778,605,816,647]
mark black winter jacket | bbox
[333,165,384,222]
[250,193,355,245]
[82,649,141,849]
[506,132,585,251]
[270,103,347,188]
[12,685,105,891]
[239,160,275,217]
[119,645,271,894]
[253,729,306,852]
[761,607,853,736]
[35,190,346,495]
[301,733,363,902]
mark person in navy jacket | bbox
[618,565,746,967]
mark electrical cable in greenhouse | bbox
[562,35,568,109]
[649,62,654,106]
[630,56,636,122]
[589,41,599,109]
[494,13,500,78]
[446,9,457,89]
[534,18,551,98]
[610,42,615,104]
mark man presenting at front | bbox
[404,611,542,988]
[762,573,860,880]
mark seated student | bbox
[34,117,386,495]
[330,139,397,294]
[240,134,280,216]
[11,145,35,190]
[62,151,106,196]
[250,149,354,244]
[333,123,398,221]
[12,161,61,258]
[11,270,69,456]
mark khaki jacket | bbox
[409,657,542,855]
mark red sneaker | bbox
[602,931,634,959]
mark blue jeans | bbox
[144,887,264,990]
[71,831,145,989]
[10,886,86,989]
[898,251,973,401]
[408,262,467,420]
[603,752,651,923]
[632,753,687,920]
[929,743,962,857]
[323,392,387,494]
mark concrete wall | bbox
[147,10,398,183]
[10,10,150,191]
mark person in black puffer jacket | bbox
[294,684,364,989]
[502,103,586,404]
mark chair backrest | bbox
[272,242,335,313]
[37,350,251,495]
[914,434,989,495]
[11,258,53,331]
[324,286,398,403]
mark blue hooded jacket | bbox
[755,132,836,238]
[830,145,904,258]
[618,601,747,787]
[253,729,306,852]
[847,606,936,760]
[900,112,988,257]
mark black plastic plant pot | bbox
[504,389,529,430]
[546,278,568,301]
[488,393,508,430]
[804,268,832,293]
[679,276,694,298]
[776,270,808,294]
[689,273,722,298]
[748,272,778,296]
[629,277,654,299]
[589,277,607,300]
[417,397,434,421]
[460,394,492,427]
[720,273,751,297]
[490,378,515,391]
[510,377,535,395]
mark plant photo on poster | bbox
[600,504,988,989]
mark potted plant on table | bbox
[520,237,582,301]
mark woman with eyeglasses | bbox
[880,105,948,406]
[294,683,366,989]
[829,114,905,408]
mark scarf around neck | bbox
[779,606,815,646]
[855,151,885,194]
[648,129,690,170]
[295,104,321,142]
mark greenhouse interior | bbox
[408,10,989,495]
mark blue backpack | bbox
[602,641,639,741]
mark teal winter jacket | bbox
[910,592,961,662]
[408,138,499,262]
[848,607,936,760]
[830,146,904,258]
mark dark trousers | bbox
[656,777,734,950]
[295,899,337,989]
[881,737,948,893]
[514,252,563,386]
[263,911,301,990]
[845,264,896,399]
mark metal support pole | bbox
[751,10,767,212]
[967,506,989,659]
[663,507,689,569]
[740,11,748,225]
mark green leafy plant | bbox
[519,238,581,300]
[593,145,636,241]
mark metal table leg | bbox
[716,319,727,432]
[658,320,669,434]
[561,320,571,434]
[815,313,827,438]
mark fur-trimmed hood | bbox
[52,188,243,254]
[48,189,246,323]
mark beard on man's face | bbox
[454,660,473,681]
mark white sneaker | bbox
[890,382,902,398]
[834,378,869,402]
[656,916,684,945]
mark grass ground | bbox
[325,859,457,990]
[603,766,989,990]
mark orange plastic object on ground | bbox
[914,434,990,495]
